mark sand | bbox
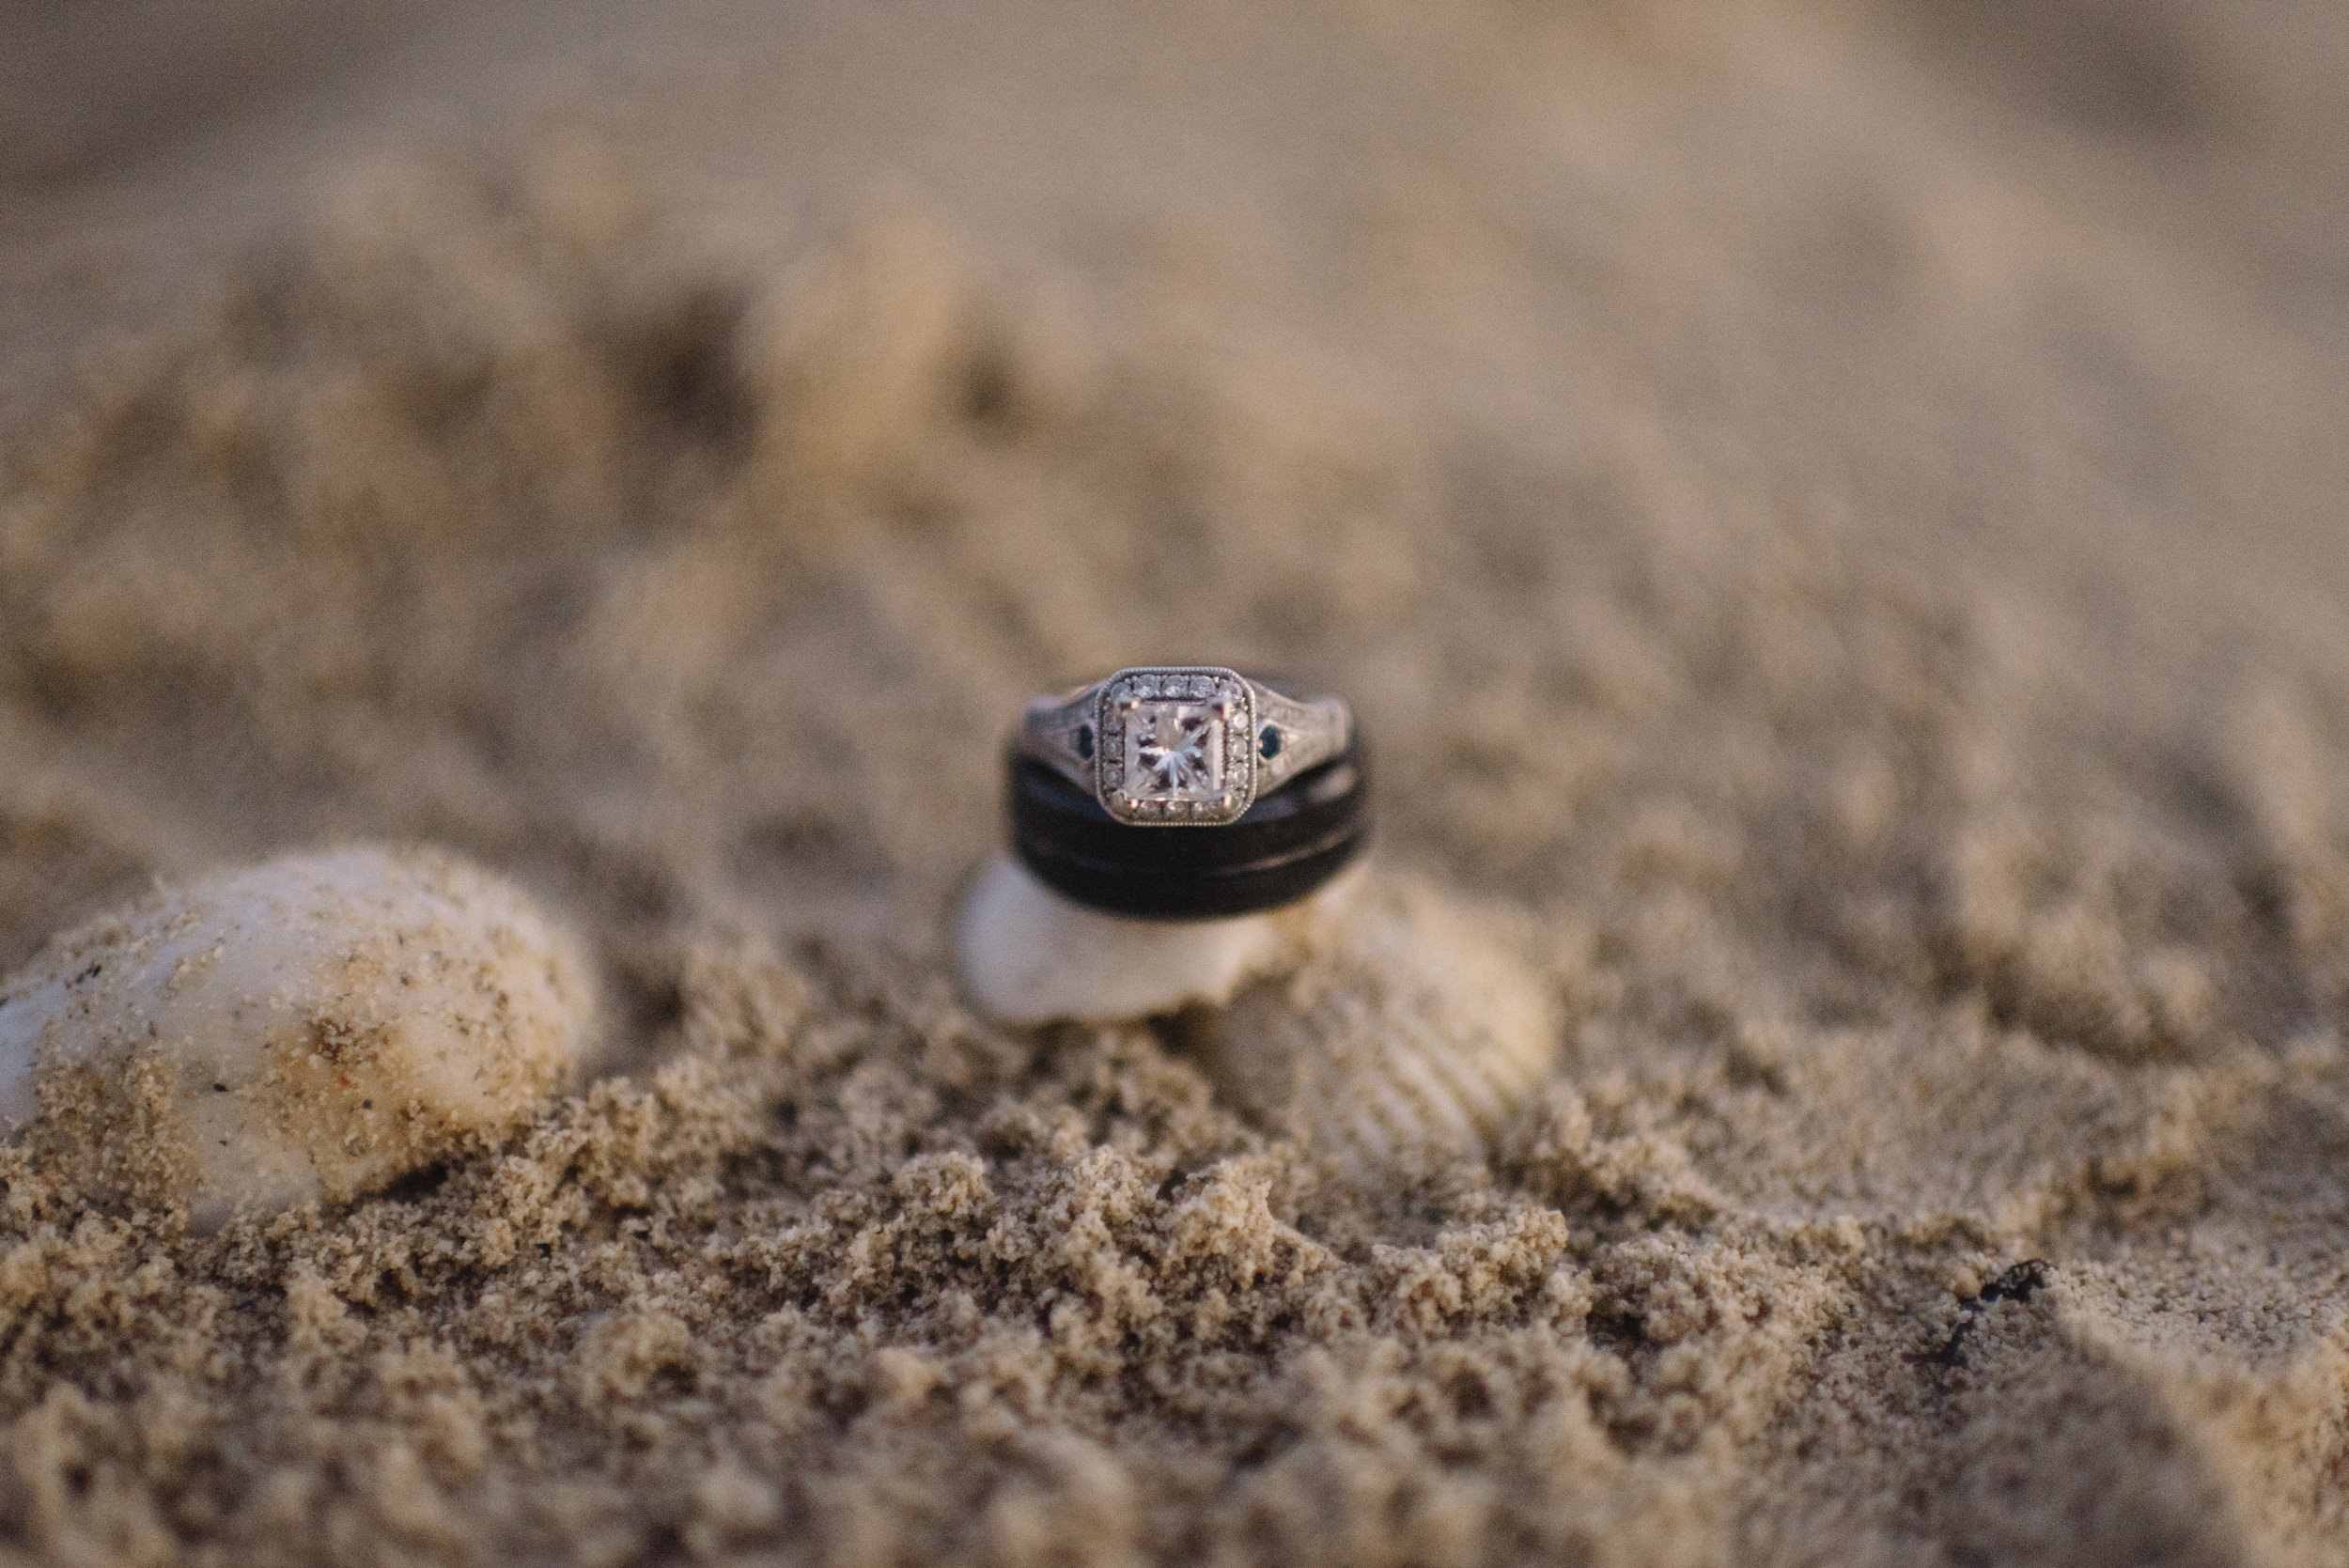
[2,0,2349,1562]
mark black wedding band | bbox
[1008,729,1371,921]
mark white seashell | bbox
[1194,878,1558,1184]
[0,846,594,1229]
[952,854,1359,1026]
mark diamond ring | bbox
[1018,667,1352,827]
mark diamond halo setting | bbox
[1018,666,1349,828]
[1098,668,1256,825]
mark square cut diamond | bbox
[1124,702,1225,801]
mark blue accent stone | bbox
[1259,726,1282,760]
[1076,724,1095,760]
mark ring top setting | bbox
[1019,665,1349,828]
[1099,668,1255,825]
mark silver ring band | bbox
[1018,667,1351,827]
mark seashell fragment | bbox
[0,846,594,1229]
[1194,878,1558,1184]
[953,854,1358,1026]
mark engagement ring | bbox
[1019,668,1352,827]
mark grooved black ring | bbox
[1009,733,1372,921]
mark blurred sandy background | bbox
[4,1,2349,1563]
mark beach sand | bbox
[3,1,2349,1561]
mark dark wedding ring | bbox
[1008,731,1370,920]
